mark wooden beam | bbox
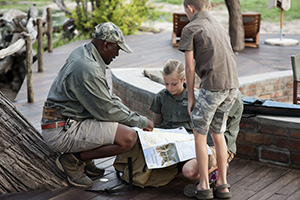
[0,39,25,60]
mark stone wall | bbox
[238,116,300,168]
[238,70,294,103]
[111,68,300,169]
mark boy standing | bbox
[179,0,239,199]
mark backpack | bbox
[113,138,178,188]
[243,97,300,117]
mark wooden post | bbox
[37,18,43,72]
[25,34,34,103]
[47,7,53,52]
[280,8,283,40]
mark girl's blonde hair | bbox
[163,59,185,80]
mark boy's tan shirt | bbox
[179,11,239,91]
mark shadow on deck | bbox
[2,33,300,199]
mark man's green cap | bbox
[92,22,132,53]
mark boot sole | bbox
[67,177,93,188]
[56,156,92,188]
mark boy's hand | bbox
[143,119,154,131]
[187,98,195,115]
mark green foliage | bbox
[153,0,182,4]
[210,0,225,4]
[71,0,157,36]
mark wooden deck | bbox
[2,33,300,199]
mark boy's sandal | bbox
[209,179,217,188]
[213,183,232,199]
[184,182,214,200]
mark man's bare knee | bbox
[122,129,137,149]
[115,125,137,150]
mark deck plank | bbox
[247,168,298,200]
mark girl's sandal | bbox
[213,183,232,199]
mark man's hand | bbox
[143,119,154,131]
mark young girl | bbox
[150,59,218,178]
[150,59,193,132]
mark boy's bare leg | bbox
[194,130,210,190]
[211,132,229,192]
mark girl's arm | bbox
[185,50,195,115]
[153,113,162,127]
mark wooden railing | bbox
[0,7,53,103]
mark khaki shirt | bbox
[179,11,239,91]
[150,87,193,132]
[44,42,148,128]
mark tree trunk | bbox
[225,0,244,52]
[0,92,65,194]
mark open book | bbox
[134,127,212,169]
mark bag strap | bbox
[86,157,133,194]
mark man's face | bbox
[102,42,120,65]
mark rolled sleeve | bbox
[178,27,195,52]
[73,73,148,129]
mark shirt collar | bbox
[164,86,188,101]
[87,42,108,72]
[192,11,210,21]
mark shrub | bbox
[70,0,156,37]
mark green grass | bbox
[154,0,300,22]
[153,0,182,5]
[0,0,53,12]
[239,0,300,21]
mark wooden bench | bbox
[172,13,189,47]
[291,53,300,104]
[172,13,261,48]
[243,13,261,48]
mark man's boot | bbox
[56,153,93,188]
[84,160,105,177]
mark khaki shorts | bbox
[42,119,118,153]
[192,88,237,135]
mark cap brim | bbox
[118,42,133,53]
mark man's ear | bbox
[103,41,110,51]
[187,4,195,14]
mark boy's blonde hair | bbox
[183,0,211,11]
[163,59,185,80]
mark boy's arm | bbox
[152,113,162,127]
[185,50,195,115]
